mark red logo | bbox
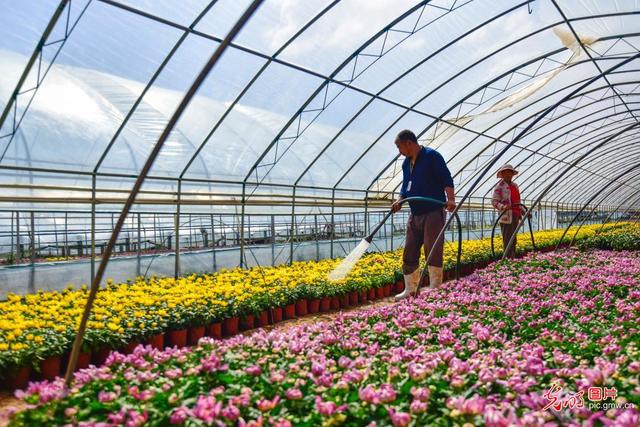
[542,383,585,411]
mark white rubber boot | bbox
[395,269,420,301]
[428,266,443,288]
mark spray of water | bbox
[327,238,371,281]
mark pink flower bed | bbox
[5,250,640,426]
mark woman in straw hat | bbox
[492,164,522,259]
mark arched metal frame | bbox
[503,120,640,260]
[374,56,640,203]
[0,1,639,267]
[63,0,265,385]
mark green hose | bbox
[365,196,462,280]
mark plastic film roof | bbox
[1,0,639,212]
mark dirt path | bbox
[0,297,398,426]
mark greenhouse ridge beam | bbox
[392,74,640,198]
[241,0,469,188]
[3,2,636,199]
[353,56,640,197]
[263,10,640,194]
[94,0,499,158]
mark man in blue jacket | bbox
[391,130,456,299]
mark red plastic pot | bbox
[295,299,308,317]
[330,296,340,310]
[146,333,164,349]
[258,311,270,327]
[272,307,283,323]
[76,351,92,370]
[359,291,368,303]
[123,341,140,354]
[284,304,296,320]
[240,315,255,331]
[222,317,239,337]
[40,355,61,381]
[349,292,358,306]
[320,297,331,312]
[375,287,384,299]
[189,326,206,345]
[166,329,188,348]
[368,288,376,300]
[394,281,405,294]
[339,294,349,308]
[92,348,111,366]
[309,298,320,314]
[3,366,30,390]
[383,284,392,297]
[207,323,222,340]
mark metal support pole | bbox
[16,211,20,260]
[330,189,336,258]
[10,211,14,262]
[90,174,96,284]
[364,190,369,238]
[289,187,296,265]
[270,214,275,265]
[30,211,35,265]
[137,212,141,276]
[390,204,395,251]
[211,214,217,271]
[481,198,485,239]
[239,184,246,268]
[64,212,68,260]
[64,0,264,387]
[314,214,319,261]
[175,180,182,279]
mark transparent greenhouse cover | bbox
[1,0,639,211]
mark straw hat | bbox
[496,164,519,178]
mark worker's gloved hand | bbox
[391,200,402,213]
[445,199,456,212]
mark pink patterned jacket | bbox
[492,179,520,224]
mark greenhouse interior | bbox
[1,0,640,425]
